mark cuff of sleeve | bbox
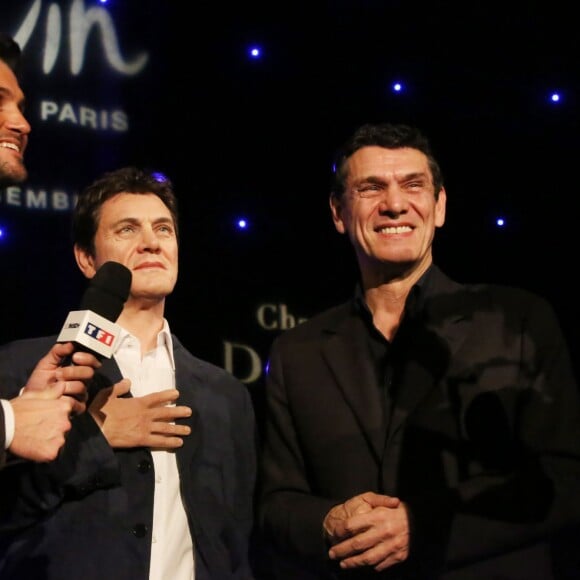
[1,399,16,449]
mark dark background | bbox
[1,0,579,391]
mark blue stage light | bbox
[248,46,261,59]
[151,171,169,183]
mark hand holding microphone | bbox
[22,341,102,413]
[7,341,108,462]
[6,263,133,462]
[20,262,131,414]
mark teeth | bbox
[379,226,412,234]
[0,142,19,152]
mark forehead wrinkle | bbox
[110,216,139,228]
[108,215,174,228]
[353,170,429,186]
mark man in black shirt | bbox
[258,122,580,579]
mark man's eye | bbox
[354,184,383,198]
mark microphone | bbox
[57,261,132,361]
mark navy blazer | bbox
[258,266,580,579]
[0,334,257,580]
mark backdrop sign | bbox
[1,0,170,209]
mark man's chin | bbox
[134,286,175,301]
[0,163,27,185]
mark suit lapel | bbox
[172,340,202,463]
[321,312,386,460]
[320,269,474,453]
[389,268,472,437]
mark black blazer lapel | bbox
[173,341,202,465]
[321,312,385,460]
[389,267,473,437]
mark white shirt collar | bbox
[113,318,175,370]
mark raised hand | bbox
[23,341,103,413]
[8,382,80,462]
[89,380,192,449]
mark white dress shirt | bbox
[114,320,195,580]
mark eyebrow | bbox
[111,216,174,227]
[398,172,430,183]
[353,171,428,185]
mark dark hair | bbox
[72,166,179,256]
[331,123,444,199]
[0,32,22,75]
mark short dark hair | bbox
[0,32,22,75]
[331,123,444,199]
[72,166,179,256]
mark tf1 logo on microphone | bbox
[84,323,116,346]
[58,310,121,358]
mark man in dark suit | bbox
[0,167,257,579]
[258,122,580,579]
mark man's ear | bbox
[329,194,346,234]
[73,245,97,279]
[435,187,447,228]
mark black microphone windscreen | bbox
[79,261,132,322]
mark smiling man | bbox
[0,167,257,579]
[0,32,29,186]
[258,122,580,579]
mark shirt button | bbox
[137,459,152,473]
[132,523,148,538]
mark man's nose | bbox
[5,105,31,135]
[139,228,161,251]
[377,187,407,215]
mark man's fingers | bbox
[142,388,181,407]
[151,421,191,435]
[67,396,86,415]
[57,365,96,382]
[359,491,401,509]
[152,405,192,420]
[70,350,103,369]
[32,383,87,414]
[47,342,75,366]
[111,378,132,397]
[147,435,187,449]
[21,381,65,400]
[60,379,88,399]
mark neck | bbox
[117,298,166,354]
[361,258,431,340]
